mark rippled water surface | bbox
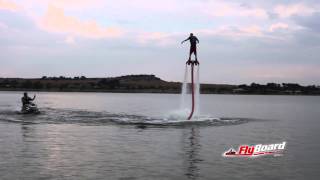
[0,91,319,179]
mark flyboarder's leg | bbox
[186,48,192,65]
[194,48,199,65]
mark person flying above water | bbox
[181,33,199,65]
[21,92,36,107]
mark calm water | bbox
[0,91,319,180]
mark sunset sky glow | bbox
[1,0,320,84]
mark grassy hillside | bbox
[0,75,319,95]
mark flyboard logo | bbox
[223,142,286,157]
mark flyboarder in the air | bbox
[181,33,199,65]
[181,33,200,120]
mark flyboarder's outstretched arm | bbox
[181,37,189,44]
[32,95,36,101]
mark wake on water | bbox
[0,107,250,127]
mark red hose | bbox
[188,63,195,120]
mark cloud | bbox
[240,25,263,36]
[199,25,263,38]
[135,32,177,46]
[46,0,98,7]
[202,1,268,19]
[64,35,75,44]
[0,21,8,29]
[274,3,315,18]
[294,12,320,32]
[25,0,101,9]
[269,23,289,32]
[0,0,19,11]
[39,5,124,39]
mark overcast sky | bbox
[1,0,320,85]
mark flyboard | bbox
[186,60,199,120]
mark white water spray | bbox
[179,64,201,119]
[180,65,189,109]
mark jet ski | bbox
[21,103,40,114]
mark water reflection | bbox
[183,127,202,180]
[21,124,32,138]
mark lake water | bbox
[0,91,319,179]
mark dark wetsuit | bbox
[188,36,199,54]
[182,34,200,62]
[22,96,33,106]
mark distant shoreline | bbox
[1,89,320,96]
[1,74,319,95]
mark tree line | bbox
[0,75,319,95]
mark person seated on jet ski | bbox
[22,92,36,107]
